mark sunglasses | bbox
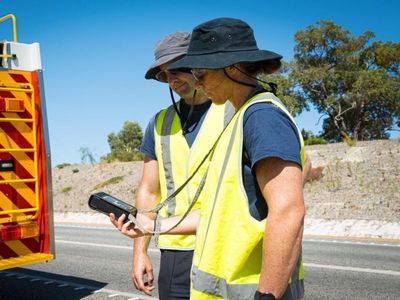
[155,70,177,83]
[191,69,208,82]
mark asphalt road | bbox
[0,224,399,300]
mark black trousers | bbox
[158,249,194,300]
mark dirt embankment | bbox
[53,139,400,223]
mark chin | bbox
[210,98,225,105]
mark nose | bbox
[194,81,203,90]
[168,75,181,86]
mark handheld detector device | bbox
[88,192,137,222]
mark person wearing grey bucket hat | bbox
[145,32,191,81]
[110,31,235,300]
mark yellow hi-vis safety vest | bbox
[191,92,305,300]
[154,101,234,250]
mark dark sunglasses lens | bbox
[179,68,192,74]
[155,71,168,83]
[192,69,205,82]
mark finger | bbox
[116,214,127,230]
[131,274,140,290]
[144,280,155,290]
[142,286,154,295]
[109,214,121,229]
[121,220,133,234]
[143,283,155,294]
[147,269,154,286]
[109,213,118,226]
[134,273,147,293]
[118,213,127,223]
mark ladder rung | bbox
[0,148,35,152]
[0,87,33,92]
[0,178,36,184]
[0,118,34,122]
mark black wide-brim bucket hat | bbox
[168,17,282,71]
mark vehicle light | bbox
[0,222,39,241]
[0,97,25,112]
[20,222,39,238]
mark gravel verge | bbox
[52,139,400,240]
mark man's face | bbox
[158,62,196,100]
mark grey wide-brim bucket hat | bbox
[145,32,191,80]
[169,18,282,70]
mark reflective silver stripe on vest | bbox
[193,265,304,300]
[160,105,177,216]
[224,101,235,127]
[192,266,257,299]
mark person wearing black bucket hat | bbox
[110,32,234,299]
[167,18,306,300]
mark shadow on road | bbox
[0,268,108,300]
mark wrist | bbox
[153,215,162,234]
[254,290,277,300]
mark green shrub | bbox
[92,176,125,190]
[101,152,144,162]
[56,163,71,169]
[305,137,328,145]
[72,168,79,173]
[61,186,72,193]
[341,131,357,146]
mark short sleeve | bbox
[139,114,157,160]
[243,102,302,172]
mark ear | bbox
[225,65,238,76]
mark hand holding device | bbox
[88,192,137,222]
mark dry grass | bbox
[92,176,125,191]
[52,140,400,222]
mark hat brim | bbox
[145,52,186,80]
[168,50,282,71]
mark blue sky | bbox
[1,0,399,165]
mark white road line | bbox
[304,263,400,276]
[56,239,159,253]
[304,238,400,247]
[57,224,400,247]
[93,288,156,299]
[56,224,115,230]
[56,239,399,276]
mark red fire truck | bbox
[0,14,55,270]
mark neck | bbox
[229,83,257,111]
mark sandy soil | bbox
[52,139,400,238]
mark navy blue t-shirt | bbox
[140,99,212,160]
[140,89,301,221]
[242,87,302,221]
